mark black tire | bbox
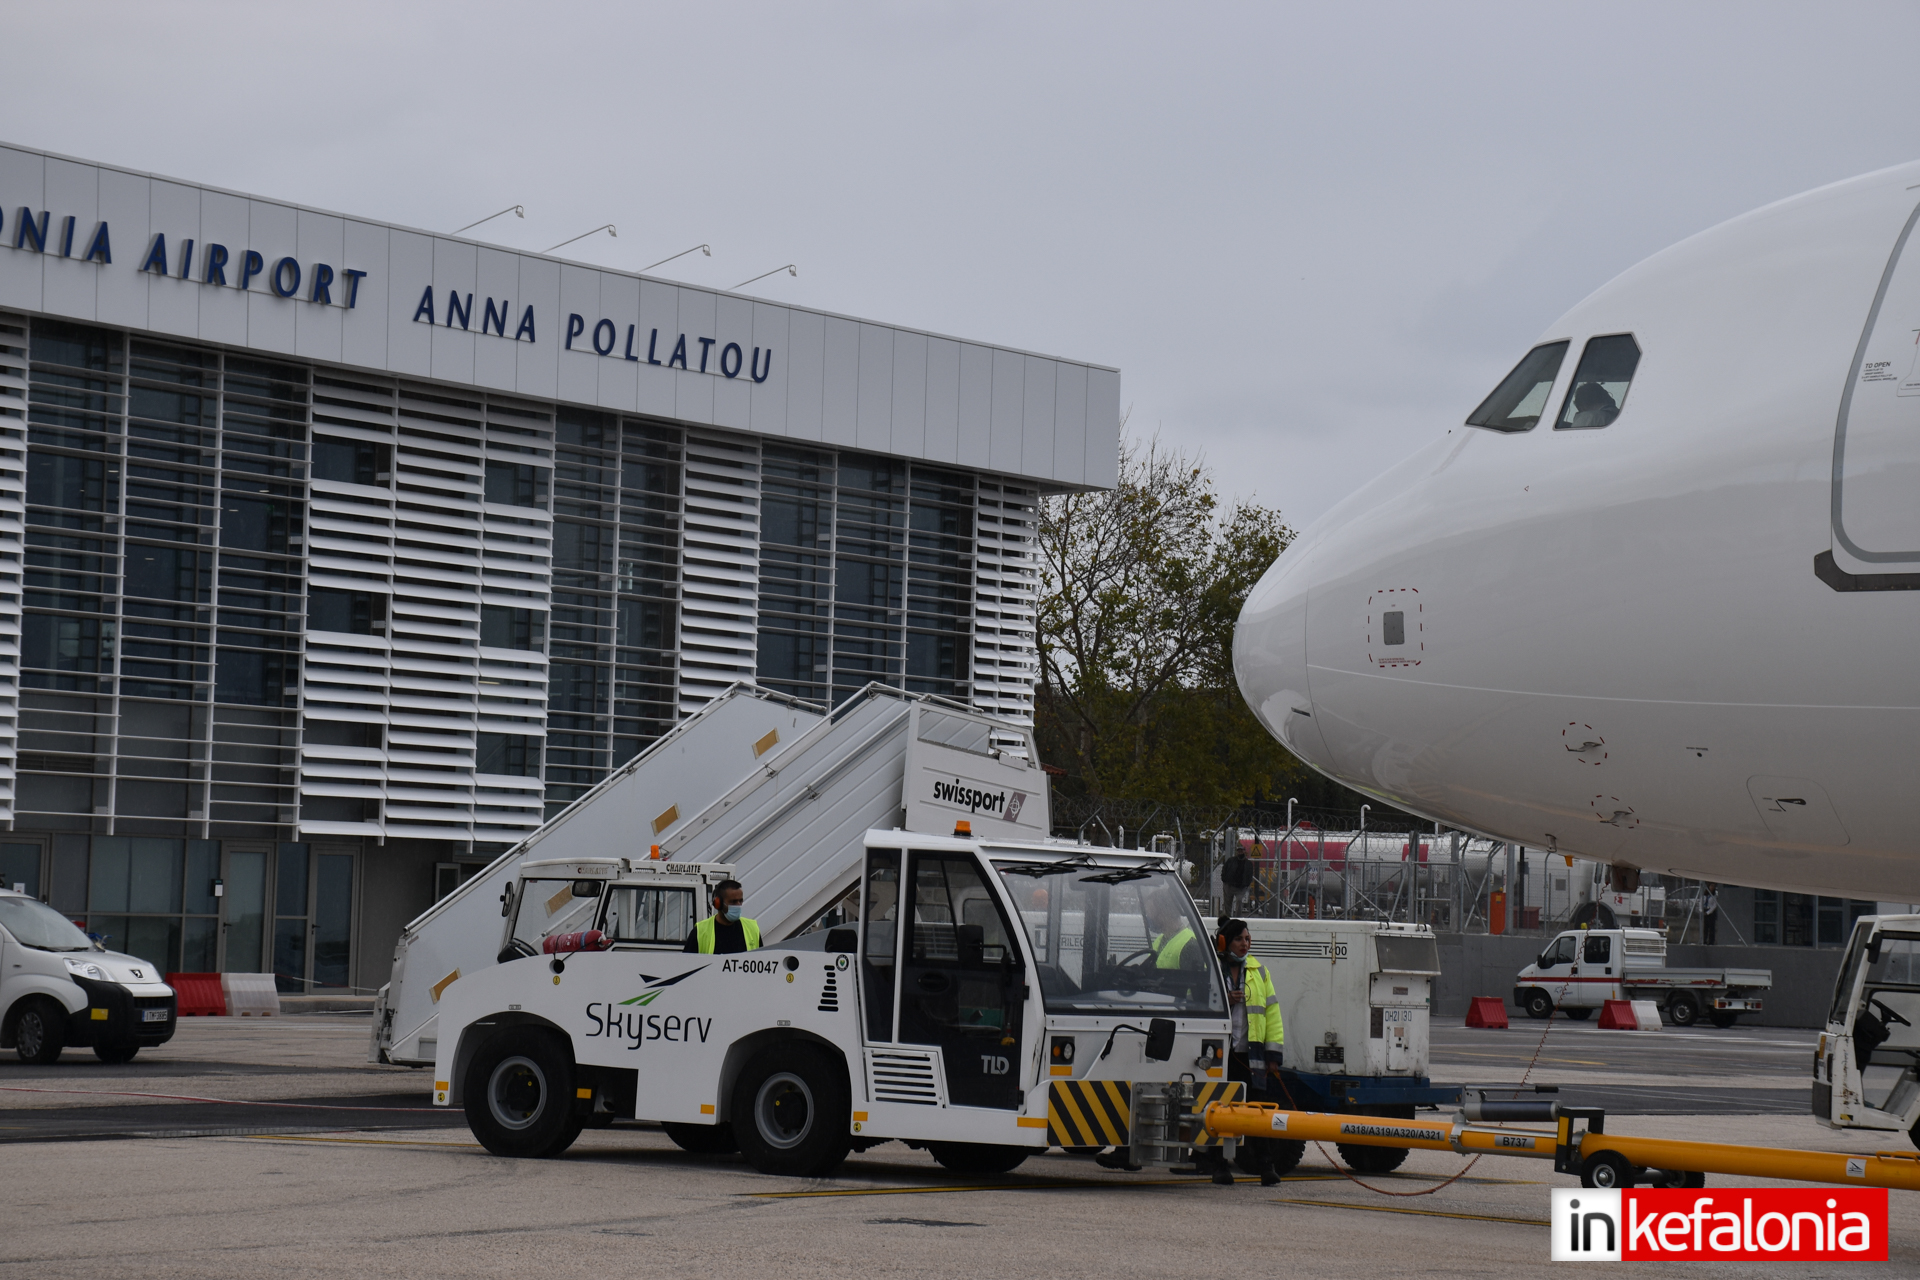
[1581,1150,1635,1189]
[1235,1139,1306,1176]
[1565,1007,1593,1020]
[94,1043,139,1064]
[1909,1114,1920,1152]
[1337,1142,1410,1174]
[730,1042,852,1177]
[663,1121,738,1154]
[14,999,66,1065]
[462,1029,583,1159]
[1524,990,1555,1020]
[1680,1171,1706,1188]
[1667,993,1700,1027]
[927,1142,1030,1175]
[1707,1011,1738,1029]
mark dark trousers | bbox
[1228,1051,1276,1170]
[1703,911,1718,945]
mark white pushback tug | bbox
[396,684,1240,1176]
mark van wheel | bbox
[1666,993,1700,1026]
[1564,1007,1593,1020]
[1524,990,1555,1020]
[663,1121,738,1154]
[463,1029,583,1159]
[928,1142,1029,1175]
[15,999,66,1064]
[731,1043,852,1177]
[94,1043,139,1064]
[1707,1011,1738,1029]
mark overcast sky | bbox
[9,2,1920,528]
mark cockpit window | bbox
[1556,334,1640,429]
[1466,341,1568,432]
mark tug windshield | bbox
[994,862,1225,1017]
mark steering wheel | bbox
[1872,998,1912,1028]
[1112,947,1155,968]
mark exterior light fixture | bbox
[545,225,617,254]
[733,264,797,290]
[642,244,712,273]
[450,205,524,235]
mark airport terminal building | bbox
[0,143,1119,993]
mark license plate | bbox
[142,1008,169,1022]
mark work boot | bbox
[1259,1163,1281,1187]
[1197,1150,1235,1186]
[1094,1148,1141,1172]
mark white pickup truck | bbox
[1513,927,1770,1027]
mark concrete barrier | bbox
[220,973,280,1017]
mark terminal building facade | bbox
[0,143,1119,993]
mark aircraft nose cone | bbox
[1234,535,1327,769]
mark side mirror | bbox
[1144,1017,1176,1063]
[1867,937,1884,965]
[500,885,516,919]
[572,880,600,898]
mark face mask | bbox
[1223,951,1246,967]
[725,905,742,923]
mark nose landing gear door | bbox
[896,850,1026,1110]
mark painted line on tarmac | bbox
[1272,1197,1550,1227]
[750,1174,1341,1199]
[1440,1050,1609,1065]
[235,1133,484,1149]
[0,1085,438,1111]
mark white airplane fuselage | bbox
[1235,160,1920,902]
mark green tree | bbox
[1035,435,1305,808]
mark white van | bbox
[0,890,178,1063]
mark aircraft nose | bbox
[1234,535,1328,769]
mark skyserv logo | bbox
[1550,1187,1887,1262]
[584,966,713,1051]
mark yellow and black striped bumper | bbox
[1046,1080,1243,1148]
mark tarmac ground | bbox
[2,1013,1914,1277]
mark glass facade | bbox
[0,312,1043,991]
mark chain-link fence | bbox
[1051,797,1722,936]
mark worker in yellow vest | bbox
[1146,888,1199,970]
[1217,917,1284,1186]
[684,879,761,954]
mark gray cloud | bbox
[5,0,1917,526]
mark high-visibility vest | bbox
[1242,954,1284,1070]
[694,915,761,953]
[1153,926,1196,969]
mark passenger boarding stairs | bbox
[372,683,1050,1066]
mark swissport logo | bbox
[1549,1188,1888,1261]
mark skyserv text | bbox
[585,1003,714,1051]
[1549,1187,1888,1262]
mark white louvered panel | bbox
[865,1049,944,1106]
[970,480,1040,740]
[677,431,759,714]
[0,312,25,821]
[382,383,488,843]
[301,372,402,840]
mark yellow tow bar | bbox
[1199,1101,1920,1193]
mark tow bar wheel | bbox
[1581,1149,1636,1189]
[463,1029,584,1159]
